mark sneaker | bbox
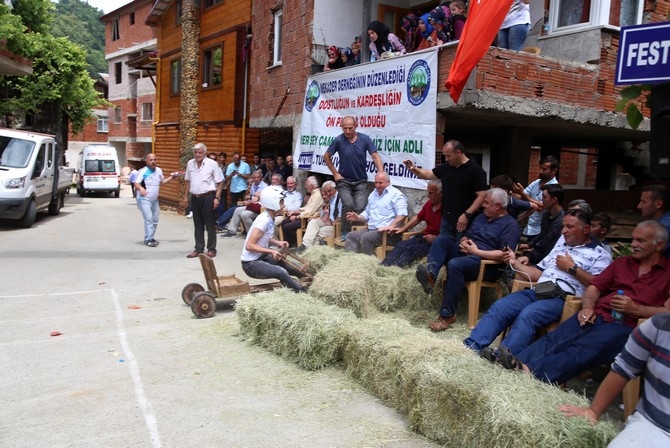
[186,212,193,219]
[221,230,236,238]
[150,238,159,246]
[145,240,158,247]
[294,244,307,254]
[416,264,435,294]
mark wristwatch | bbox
[568,265,578,275]
[464,211,473,220]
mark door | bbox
[33,142,54,207]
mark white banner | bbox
[294,48,438,189]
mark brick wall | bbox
[248,0,315,124]
[103,0,156,54]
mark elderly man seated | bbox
[381,179,442,267]
[417,188,521,332]
[295,181,341,252]
[280,176,323,246]
[495,221,670,386]
[221,170,267,237]
[344,172,408,255]
[464,207,611,358]
[273,176,303,227]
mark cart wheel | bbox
[191,291,217,318]
[181,283,205,305]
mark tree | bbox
[179,0,200,166]
[51,0,107,75]
[0,2,104,138]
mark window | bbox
[269,8,283,66]
[204,0,223,7]
[114,107,122,123]
[112,18,120,41]
[142,103,153,121]
[202,46,223,88]
[115,62,122,84]
[176,0,182,25]
[97,117,109,133]
[549,0,642,33]
[129,11,135,25]
[170,58,181,95]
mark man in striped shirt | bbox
[560,313,670,448]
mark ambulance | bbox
[76,145,120,197]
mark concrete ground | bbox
[0,186,438,448]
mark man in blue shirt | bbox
[418,188,521,332]
[344,172,408,255]
[324,116,385,237]
[225,152,252,206]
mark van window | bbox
[0,136,35,168]
[84,159,117,173]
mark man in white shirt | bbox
[513,155,559,238]
[181,143,224,258]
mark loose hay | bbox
[235,288,357,370]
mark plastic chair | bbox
[465,260,505,328]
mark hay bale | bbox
[235,289,357,370]
[308,253,381,317]
[342,316,448,413]
[370,264,435,312]
[299,245,342,269]
[411,348,618,447]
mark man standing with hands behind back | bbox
[324,116,385,238]
[182,143,224,258]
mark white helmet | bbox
[259,185,285,211]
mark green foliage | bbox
[0,4,29,52]
[12,0,54,34]
[51,0,107,74]
[0,5,105,134]
[615,84,652,130]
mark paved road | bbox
[0,186,437,448]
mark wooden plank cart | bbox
[181,252,315,318]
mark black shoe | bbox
[416,264,434,294]
[479,347,498,363]
[497,346,523,371]
[150,238,159,246]
[145,240,158,247]
[295,244,307,254]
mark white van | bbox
[76,145,120,197]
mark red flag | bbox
[445,0,513,103]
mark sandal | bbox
[497,346,523,371]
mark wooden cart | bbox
[181,252,315,318]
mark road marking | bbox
[110,288,162,448]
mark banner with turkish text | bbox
[294,48,438,189]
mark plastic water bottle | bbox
[612,290,624,323]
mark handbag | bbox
[534,279,576,300]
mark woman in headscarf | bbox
[340,47,356,67]
[367,20,406,61]
[399,13,421,53]
[416,13,437,51]
[323,46,344,71]
[428,6,452,44]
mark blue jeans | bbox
[241,254,304,292]
[517,315,633,384]
[336,179,368,234]
[381,234,431,267]
[464,290,565,355]
[498,23,530,51]
[216,205,238,228]
[137,196,159,242]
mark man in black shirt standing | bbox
[404,139,488,292]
